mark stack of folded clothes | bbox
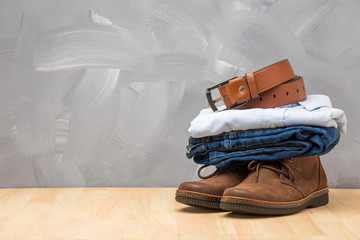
[176,59,347,215]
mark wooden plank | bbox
[0,188,358,239]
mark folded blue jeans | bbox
[186,126,340,169]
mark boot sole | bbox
[220,188,329,215]
[175,190,221,209]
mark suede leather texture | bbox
[178,166,247,197]
[223,155,327,202]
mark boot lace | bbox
[247,159,295,183]
[197,164,226,179]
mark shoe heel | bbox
[308,192,329,208]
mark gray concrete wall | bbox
[0,0,358,188]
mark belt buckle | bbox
[206,77,248,112]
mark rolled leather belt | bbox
[206,59,306,112]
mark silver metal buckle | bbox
[206,77,248,112]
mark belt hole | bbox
[273,94,276,98]
[286,92,289,96]
[303,86,305,90]
[259,97,262,101]
[296,89,299,93]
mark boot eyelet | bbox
[289,159,294,163]
[286,177,290,180]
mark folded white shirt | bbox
[188,94,347,138]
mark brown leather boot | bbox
[220,155,329,215]
[176,165,248,209]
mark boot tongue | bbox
[247,160,284,183]
[256,166,280,183]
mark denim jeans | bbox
[186,126,340,168]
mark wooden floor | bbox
[0,188,359,239]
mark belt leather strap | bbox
[206,59,306,111]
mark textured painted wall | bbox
[0,0,358,188]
